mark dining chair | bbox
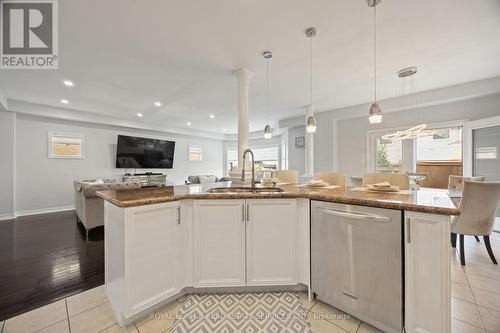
[451,181,500,265]
[350,176,363,187]
[275,170,299,184]
[313,172,346,186]
[448,175,486,198]
[362,173,410,190]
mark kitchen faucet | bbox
[241,149,256,189]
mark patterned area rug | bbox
[170,292,312,333]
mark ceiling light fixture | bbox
[60,99,69,104]
[63,80,74,87]
[368,0,383,124]
[186,122,192,126]
[305,27,317,134]
[210,114,215,119]
[154,101,162,107]
[137,113,143,117]
[222,128,226,132]
[381,67,435,141]
[262,51,273,139]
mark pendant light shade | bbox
[306,116,317,133]
[368,0,383,124]
[305,27,317,133]
[264,124,273,139]
[262,51,273,139]
[368,102,383,124]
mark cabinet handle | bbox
[242,204,245,222]
[246,203,249,222]
[406,218,410,243]
[177,206,181,224]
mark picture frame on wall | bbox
[48,132,85,159]
[295,136,305,149]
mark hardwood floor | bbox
[0,210,104,321]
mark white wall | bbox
[288,126,305,175]
[14,114,223,213]
[0,111,15,218]
[336,93,500,179]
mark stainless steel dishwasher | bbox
[311,201,403,333]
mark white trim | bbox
[0,213,16,221]
[15,205,75,217]
[463,115,500,176]
[367,119,468,173]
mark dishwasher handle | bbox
[316,207,391,223]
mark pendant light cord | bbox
[266,58,270,124]
[374,5,377,102]
[310,37,313,108]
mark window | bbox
[48,132,84,159]
[376,137,402,173]
[226,148,238,175]
[475,147,497,160]
[188,145,203,162]
[225,146,280,175]
[416,126,462,162]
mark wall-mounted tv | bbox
[116,135,175,169]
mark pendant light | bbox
[263,51,273,139]
[368,0,383,124]
[305,27,317,133]
[381,67,435,141]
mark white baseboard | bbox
[14,205,75,218]
[0,213,16,221]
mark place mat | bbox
[298,184,341,190]
[350,187,414,194]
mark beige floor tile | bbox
[468,274,500,295]
[452,281,476,303]
[307,312,347,333]
[357,322,384,333]
[298,292,316,312]
[310,301,360,333]
[100,323,139,333]
[453,267,469,284]
[451,298,484,329]
[66,285,108,317]
[37,320,70,333]
[464,263,500,282]
[134,301,181,333]
[3,300,67,333]
[69,301,118,333]
[472,288,500,312]
[452,319,486,333]
[478,306,500,333]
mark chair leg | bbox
[484,235,498,265]
[474,235,480,242]
[85,229,89,242]
[451,233,457,248]
[459,234,465,266]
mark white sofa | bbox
[74,179,141,240]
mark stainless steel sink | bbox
[207,187,284,194]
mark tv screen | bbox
[116,135,175,169]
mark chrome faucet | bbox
[241,149,256,189]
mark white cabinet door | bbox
[246,199,297,286]
[405,212,451,333]
[193,200,246,287]
[125,202,181,316]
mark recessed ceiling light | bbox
[186,122,192,126]
[209,114,215,119]
[60,99,69,104]
[137,113,143,117]
[63,80,74,87]
[222,129,226,132]
[154,101,162,107]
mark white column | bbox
[303,104,314,179]
[234,68,253,168]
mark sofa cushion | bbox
[82,182,141,197]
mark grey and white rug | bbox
[170,292,313,333]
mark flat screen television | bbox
[116,135,175,169]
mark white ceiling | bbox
[2,0,500,134]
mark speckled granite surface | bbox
[97,182,460,216]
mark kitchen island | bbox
[98,183,458,333]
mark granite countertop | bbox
[96,182,460,216]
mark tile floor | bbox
[1,232,499,333]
